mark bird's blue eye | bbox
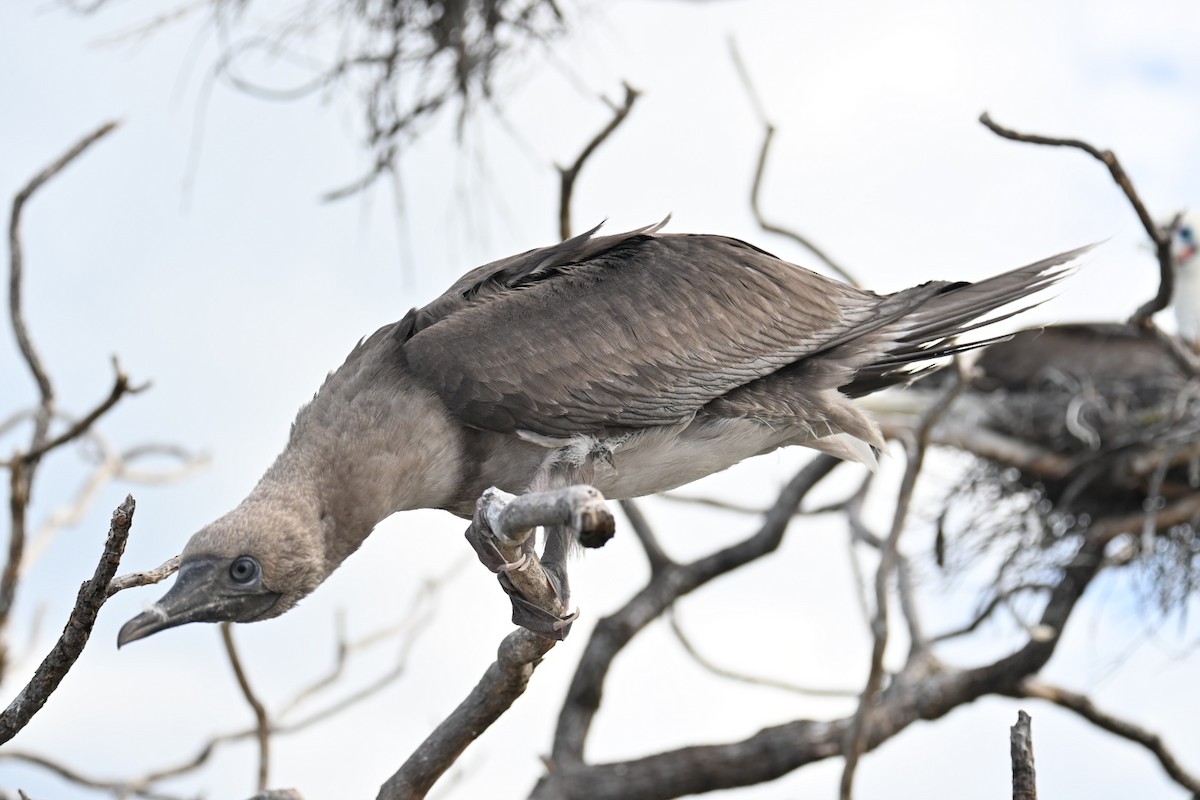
[229,556,261,585]
[1180,226,1195,243]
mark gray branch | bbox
[0,496,135,745]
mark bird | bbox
[1170,211,1200,348]
[117,220,1085,645]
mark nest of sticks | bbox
[930,324,1200,614]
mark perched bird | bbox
[118,221,1083,644]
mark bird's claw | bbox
[498,571,578,640]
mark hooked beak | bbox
[117,557,281,647]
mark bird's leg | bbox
[465,486,613,641]
[538,523,579,635]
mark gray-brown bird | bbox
[118,221,1084,644]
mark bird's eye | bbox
[1181,226,1195,243]
[229,556,261,585]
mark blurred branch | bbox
[221,623,271,793]
[978,112,1176,328]
[0,497,135,745]
[2,120,122,681]
[4,358,146,468]
[840,365,963,799]
[729,38,857,286]
[530,518,1104,799]
[619,499,673,576]
[667,607,857,698]
[558,83,640,241]
[1017,679,1200,795]
[9,120,120,423]
[545,454,843,772]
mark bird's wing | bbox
[398,226,885,438]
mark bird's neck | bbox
[271,356,465,572]
[1175,264,1200,348]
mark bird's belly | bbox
[590,419,787,499]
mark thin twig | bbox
[729,38,857,285]
[221,623,271,792]
[840,367,964,799]
[10,120,120,419]
[978,112,1173,326]
[667,607,857,698]
[550,455,843,767]
[0,496,135,745]
[557,83,640,241]
[107,555,181,597]
[5,358,146,467]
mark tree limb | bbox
[0,496,135,745]
[978,112,1175,327]
[377,629,554,800]
[546,455,843,772]
[222,623,271,792]
[558,83,640,241]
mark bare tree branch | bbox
[840,367,964,799]
[978,112,1176,327]
[557,83,640,241]
[1017,679,1200,795]
[0,496,135,745]
[222,623,271,792]
[379,628,555,800]
[667,607,857,698]
[1010,710,1037,800]
[107,556,181,598]
[9,120,120,423]
[546,454,843,772]
[729,38,858,285]
[4,358,147,468]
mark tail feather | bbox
[842,243,1094,396]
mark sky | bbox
[2,0,1200,798]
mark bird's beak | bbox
[117,557,281,647]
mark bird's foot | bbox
[469,486,610,641]
[498,571,579,640]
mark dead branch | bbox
[107,556,181,597]
[530,526,1104,800]
[545,454,843,772]
[729,38,857,285]
[557,83,640,241]
[1017,679,1200,795]
[222,623,271,792]
[619,499,673,576]
[4,358,146,468]
[978,112,1174,326]
[9,120,120,423]
[840,366,963,798]
[3,119,124,683]
[377,629,555,800]
[0,496,135,745]
[3,573,443,796]
[930,584,1056,644]
[667,608,857,698]
[1010,710,1037,800]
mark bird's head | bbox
[1172,212,1199,272]
[118,501,327,646]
